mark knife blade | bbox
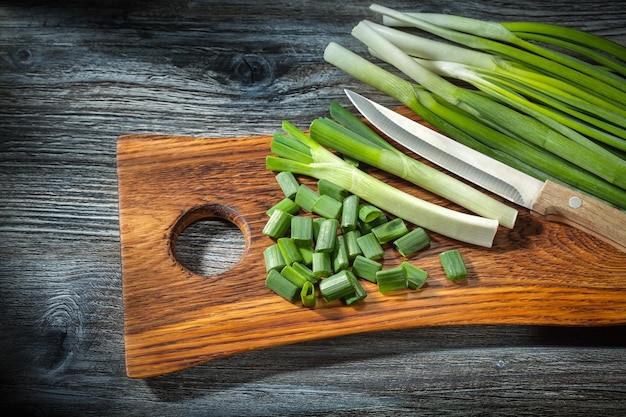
[345,89,626,251]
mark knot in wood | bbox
[226,53,275,89]
[9,48,35,69]
[37,293,83,372]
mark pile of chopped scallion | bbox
[263,102,476,307]
[263,171,468,307]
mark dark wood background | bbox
[2,1,625,416]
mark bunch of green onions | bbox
[323,4,626,210]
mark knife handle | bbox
[531,180,626,252]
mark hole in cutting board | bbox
[172,204,248,277]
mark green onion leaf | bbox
[281,264,309,288]
[358,204,383,223]
[275,171,300,199]
[344,229,363,260]
[292,261,318,284]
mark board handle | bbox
[531,180,626,252]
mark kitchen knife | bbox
[345,89,626,251]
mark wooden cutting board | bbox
[117,108,626,378]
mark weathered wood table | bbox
[2,1,626,415]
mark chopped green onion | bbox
[281,264,309,288]
[341,272,368,305]
[300,281,317,308]
[351,255,382,282]
[358,204,383,223]
[376,266,407,293]
[310,221,322,246]
[439,249,468,280]
[266,197,300,216]
[333,235,350,272]
[262,209,292,240]
[393,227,430,257]
[295,184,320,212]
[292,261,318,284]
[371,217,408,244]
[312,194,343,219]
[263,244,286,273]
[358,212,388,235]
[314,218,339,253]
[319,270,357,302]
[340,194,360,233]
[356,232,385,260]
[402,262,429,290]
[318,179,350,201]
[296,241,313,266]
[343,229,362,260]
[312,251,332,278]
[265,269,300,302]
[291,215,313,244]
[277,237,303,266]
[275,171,300,199]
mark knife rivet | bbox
[569,196,583,209]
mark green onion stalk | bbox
[266,121,500,247]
